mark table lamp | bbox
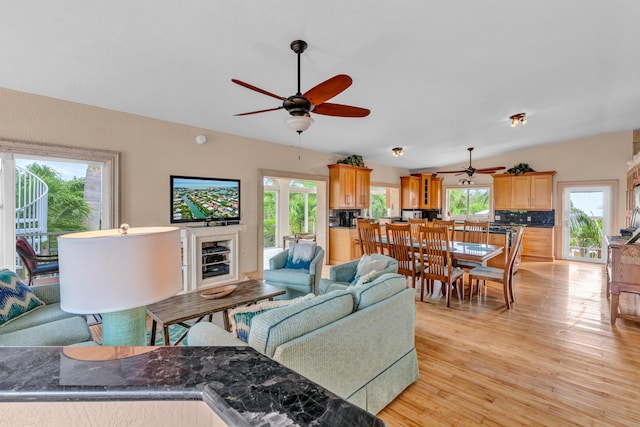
[58,225,182,346]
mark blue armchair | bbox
[318,254,399,294]
[263,245,325,299]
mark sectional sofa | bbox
[188,272,419,414]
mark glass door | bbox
[561,186,610,263]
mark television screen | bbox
[170,175,240,224]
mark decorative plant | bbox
[336,154,365,167]
[506,163,535,175]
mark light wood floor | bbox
[378,260,640,427]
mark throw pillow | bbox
[228,293,315,342]
[355,269,378,286]
[284,242,317,270]
[350,255,389,285]
[0,269,46,327]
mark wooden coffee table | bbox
[146,280,285,346]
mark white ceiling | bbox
[1,1,639,170]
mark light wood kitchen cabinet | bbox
[355,168,371,209]
[400,176,420,209]
[328,164,372,210]
[401,173,442,209]
[492,171,556,210]
[492,175,512,210]
[329,227,359,264]
[430,177,443,210]
[521,226,554,261]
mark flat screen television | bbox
[170,175,240,224]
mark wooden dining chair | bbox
[356,219,384,255]
[407,218,428,241]
[417,225,464,306]
[457,220,490,270]
[468,227,525,309]
[432,219,455,240]
[385,223,419,288]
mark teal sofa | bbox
[188,272,419,414]
[0,270,93,346]
[318,253,399,294]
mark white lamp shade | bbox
[58,227,182,314]
[286,115,314,133]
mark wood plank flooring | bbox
[378,260,640,427]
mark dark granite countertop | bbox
[0,346,384,427]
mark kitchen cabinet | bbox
[401,173,442,209]
[492,175,512,210]
[400,176,420,209]
[430,177,443,210]
[328,164,372,209]
[521,226,554,261]
[355,167,371,209]
[329,227,361,264]
[492,171,556,210]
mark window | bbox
[445,186,490,220]
[369,186,400,219]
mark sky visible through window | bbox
[16,158,88,181]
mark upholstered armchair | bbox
[263,244,325,299]
[318,254,398,294]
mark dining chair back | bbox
[385,223,418,288]
[407,218,428,241]
[432,219,455,239]
[417,225,464,306]
[462,220,489,244]
[356,219,384,255]
[468,226,525,308]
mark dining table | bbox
[378,235,503,265]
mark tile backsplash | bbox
[494,210,555,226]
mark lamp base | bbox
[102,306,147,346]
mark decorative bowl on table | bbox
[200,284,237,299]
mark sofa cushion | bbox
[0,270,45,327]
[249,290,354,357]
[228,293,315,342]
[349,273,407,311]
[0,315,92,346]
[263,268,313,287]
[284,242,317,270]
[0,303,78,334]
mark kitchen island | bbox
[0,346,385,427]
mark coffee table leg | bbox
[163,325,170,346]
[223,309,231,331]
[150,320,157,346]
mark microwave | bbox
[402,210,422,220]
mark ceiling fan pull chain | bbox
[298,133,302,160]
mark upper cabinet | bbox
[400,176,420,209]
[328,164,372,209]
[400,173,443,209]
[492,171,556,211]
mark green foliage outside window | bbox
[447,188,489,217]
[370,193,387,218]
[263,191,276,248]
[24,163,90,233]
[569,203,602,257]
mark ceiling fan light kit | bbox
[392,147,404,157]
[232,40,370,135]
[510,112,527,127]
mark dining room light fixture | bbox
[510,112,527,127]
[286,114,314,134]
[392,147,404,157]
[459,178,475,185]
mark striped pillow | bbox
[0,269,45,327]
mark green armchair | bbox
[263,245,325,299]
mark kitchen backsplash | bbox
[493,210,555,226]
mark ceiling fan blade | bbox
[303,74,352,106]
[477,170,505,174]
[233,106,284,116]
[313,102,370,117]
[231,79,288,102]
[476,166,506,172]
[435,169,466,174]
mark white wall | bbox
[0,87,408,276]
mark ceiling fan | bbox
[436,147,505,179]
[231,40,370,133]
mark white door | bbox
[561,185,611,263]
